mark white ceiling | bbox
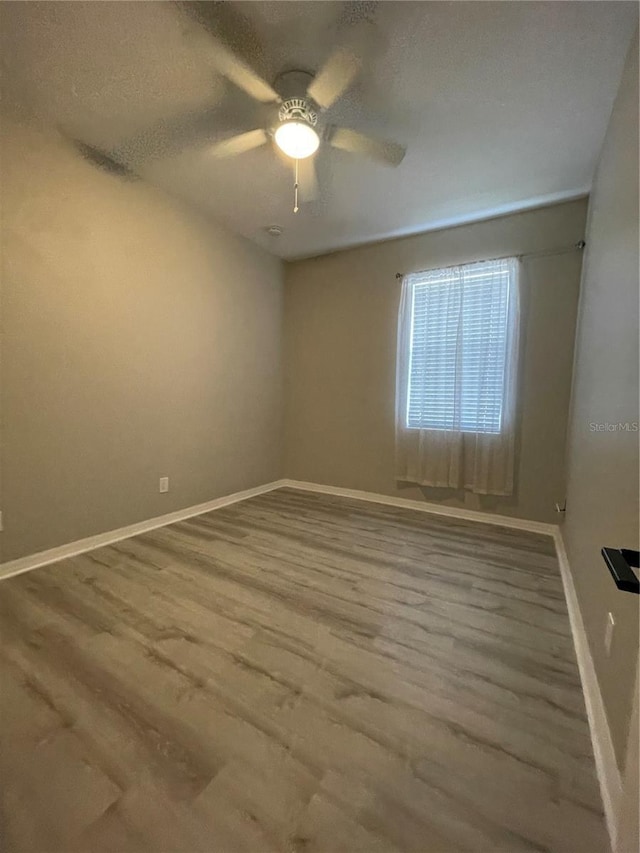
[1,1,637,260]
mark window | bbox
[404,257,518,434]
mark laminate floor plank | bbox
[0,488,607,852]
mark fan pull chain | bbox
[293,159,299,214]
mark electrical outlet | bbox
[604,612,615,657]
[159,477,169,494]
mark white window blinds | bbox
[405,257,518,434]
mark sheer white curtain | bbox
[395,257,521,495]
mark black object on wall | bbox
[601,547,640,594]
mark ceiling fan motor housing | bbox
[278,98,318,128]
[273,70,321,136]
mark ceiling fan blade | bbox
[203,35,280,104]
[307,44,362,110]
[328,127,406,166]
[297,156,319,202]
[209,129,268,158]
[307,14,381,111]
[113,103,262,166]
[179,4,280,104]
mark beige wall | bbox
[284,199,587,523]
[563,33,639,772]
[1,118,284,562]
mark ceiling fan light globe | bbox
[274,121,319,160]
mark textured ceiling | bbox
[1,1,637,259]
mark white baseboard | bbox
[553,527,622,849]
[0,480,287,582]
[281,479,558,536]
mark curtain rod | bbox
[394,240,586,280]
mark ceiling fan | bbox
[138,2,407,208]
